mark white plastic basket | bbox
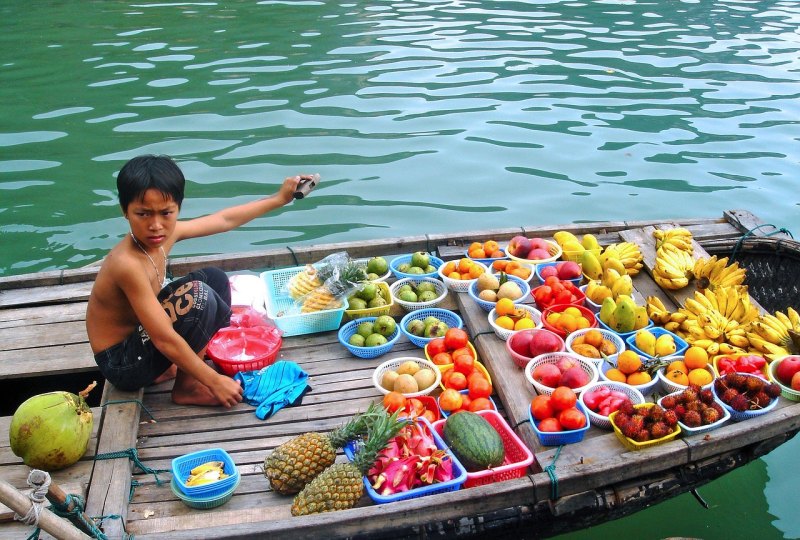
[565,327,625,366]
[437,260,488,292]
[488,304,543,340]
[524,352,599,396]
[372,357,442,398]
[389,277,448,312]
[578,381,645,430]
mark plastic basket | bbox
[541,304,597,339]
[437,260,489,292]
[389,254,444,280]
[713,353,770,379]
[488,304,543,341]
[425,340,479,365]
[609,404,682,450]
[372,357,442,397]
[437,359,492,390]
[171,448,239,498]
[656,361,717,394]
[505,328,565,369]
[436,389,497,418]
[768,358,800,402]
[507,239,562,265]
[338,316,401,359]
[343,417,467,504]
[625,327,688,360]
[399,308,463,348]
[207,327,282,376]
[596,316,654,341]
[433,410,534,487]
[657,391,731,436]
[531,283,586,311]
[402,395,441,423]
[579,284,602,314]
[578,381,646,430]
[528,401,591,446]
[598,359,661,396]
[562,246,601,263]
[467,275,531,312]
[390,277,449,312]
[354,257,392,282]
[344,281,394,320]
[170,475,239,510]
[712,373,780,421]
[260,267,347,337]
[534,262,583,287]
[524,352,599,396]
[565,327,625,367]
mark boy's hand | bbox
[280,174,318,204]
[212,375,244,408]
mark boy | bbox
[86,155,313,407]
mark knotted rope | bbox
[94,448,170,487]
[729,224,794,263]
[544,445,564,500]
[13,470,49,527]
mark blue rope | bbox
[94,448,170,487]
[101,399,157,422]
[48,494,110,540]
[544,445,564,500]
[730,224,794,263]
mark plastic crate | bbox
[399,308,463,348]
[172,448,239,497]
[488,304,543,341]
[260,267,347,337]
[609,404,682,450]
[343,417,467,504]
[467,275,531,312]
[438,260,489,292]
[389,254,444,280]
[565,327,625,367]
[170,476,239,510]
[390,277,449,312]
[433,410,534,487]
[657,391,731,436]
[338,316,401,359]
[625,327,688,360]
[578,381,646,430]
[528,401,591,446]
[344,281,394,320]
[524,352,598,396]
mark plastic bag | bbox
[283,252,367,314]
[229,274,267,314]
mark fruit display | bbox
[772,355,800,390]
[442,410,506,471]
[439,257,487,283]
[291,410,409,515]
[491,298,539,332]
[712,372,781,415]
[543,305,595,337]
[265,403,385,495]
[652,227,694,290]
[438,387,496,416]
[692,255,746,291]
[659,385,729,431]
[566,328,620,361]
[393,251,439,276]
[597,294,650,334]
[467,239,505,260]
[394,279,442,305]
[287,254,367,313]
[507,235,558,262]
[346,316,397,348]
[528,353,595,392]
[714,354,768,379]
[532,276,584,310]
[404,312,450,339]
[345,281,392,312]
[490,259,534,281]
[378,360,439,395]
[610,402,680,446]
[746,307,800,357]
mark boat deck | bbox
[1,210,799,539]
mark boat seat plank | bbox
[0,343,97,380]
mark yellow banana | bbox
[655,274,689,290]
[683,298,708,317]
[775,311,793,331]
[728,334,750,349]
[669,312,688,324]
[787,307,800,329]
[190,461,225,476]
[647,295,667,312]
[664,321,682,333]
[691,338,716,350]
[717,267,746,288]
[706,342,720,356]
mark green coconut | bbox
[9,382,95,471]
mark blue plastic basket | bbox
[624,327,689,360]
[390,254,445,280]
[172,448,239,498]
[343,417,467,504]
[338,316,400,359]
[528,401,591,446]
[260,267,347,337]
[399,308,464,348]
[534,262,582,287]
[712,373,780,421]
[597,316,654,341]
[467,275,531,312]
[170,475,239,509]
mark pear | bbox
[497,281,523,301]
[477,273,499,292]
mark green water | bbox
[1,1,798,537]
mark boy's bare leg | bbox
[153,364,177,384]
[171,350,221,406]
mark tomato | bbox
[468,397,494,412]
[432,352,453,366]
[453,354,475,376]
[451,346,474,360]
[468,377,492,400]
[544,275,560,287]
[533,286,552,305]
[426,338,448,358]
[439,388,463,412]
[459,393,472,411]
[558,407,586,430]
[550,386,578,412]
[555,290,573,305]
[467,371,487,386]
[383,391,407,414]
[446,371,468,390]
[444,327,469,351]
[538,417,563,432]
[530,395,554,421]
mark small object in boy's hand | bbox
[293,174,320,199]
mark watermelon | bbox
[442,411,505,471]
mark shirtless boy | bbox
[86,155,312,407]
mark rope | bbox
[544,445,564,500]
[50,494,109,540]
[286,245,300,266]
[101,399,157,422]
[472,330,496,339]
[730,225,794,263]
[14,471,50,527]
[94,448,170,487]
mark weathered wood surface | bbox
[2,210,799,540]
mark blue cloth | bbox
[234,360,310,420]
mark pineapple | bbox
[291,410,409,516]
[264,403,384,495]
[288,256,367,312]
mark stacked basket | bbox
[171,448,240,509]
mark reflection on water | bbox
[1,1,799,534]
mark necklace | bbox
[130,232,168,286]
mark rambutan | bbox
[683,410,702,428]
[635,429,651,443]
[649,421,671,439]
[752,391,772,409]
[681,387,698,404]
[701,407,720,425]
[663,409,679,427]
[745,376,765,394]
[699,389,714,405]
[649,404,665,422]
[721,388,739,404]
[725,373,746,389]
[685,401,702,413]
[660,395,678,409]
[674,404,687,419]
[711,402,725,417]
[730,394,749,412]
[765,383,782,399]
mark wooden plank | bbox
[0,302,87,329]
[0,343,98,380]
[724,209,793,238]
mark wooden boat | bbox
[1,209,799,540]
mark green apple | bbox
[356,321,375,338]
[365,333,388,347]
[348,334,366,347]
[411,251,430,268]
[366,256,388,275]
[374,315,397,337]
[407,266,424,275]
[423,321,446,338]
[358,283,377,302]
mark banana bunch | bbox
[691,255,746,291]
[185,461,229,487]
[287,265,323,300]
[746,307,800,357]
[645,295,687,330]
[601,242,644,276]
[676,285,759,356]
[653,242,695,290]
[653,227,694,253]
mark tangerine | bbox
[458,257,473,274]
[468,241,483,253]
[495,297,516,316]
[665,369,688,386]
[515,317,536,331]
[442,261,457,275]
[493,260,508,272]
[495,315,515,330]
[484,240,500,254]
[470,248,486,259]
[468,264,484,279]
[617,350,643,375]
[687,367,713,387]
[605,368,628,382]
[684,346,709,370]
[666,359,688,374]
[627,371,652,386]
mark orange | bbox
[495,297,516,316]
[442,261,457,275]
[514,317,535,330]
[468,241,482,253]
[470,248,486,259]
[493,260,508,272]
[688,367,713,387]
[575,316,591,330]
[627,371,652,386]
[495,315,515,330]
[583,329,604,348]
[458,257,473,274]
[468,264,484,279]
[667,360,688,374]
[484,240,500,254]
[666,369,689,386]
[448,271,462,280]
[684,346,709,370]
[605,368,627,383]
[617,350,642,375]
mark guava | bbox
[416,282,436,294]
[348,297,367,311]
[366,256,388,275]
[358,283,378,302]
[349,334,366,347]
[411,251,430,268]
[356,321,375,338]
[365,333,388,347]
[418,290,439,302]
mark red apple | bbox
[792,371,800,391]
[559,365,590,389]
[528,248,551,260]
[532,363,562,388]
[539,265,559,280]
[508,235,532,258]
[529,237,550,251]
[775,356,800,385]
[557,261,582,280]
[530,329,564,357]
[555,355,578,373]
[509,331,534,358]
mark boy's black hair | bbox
[117,155,186,212]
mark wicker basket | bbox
[389,254,444,280]
[467,275,531,312]
[172,448,240,498]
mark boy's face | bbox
[124,189,179,249]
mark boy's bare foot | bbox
[171,380,222,407]
[153,364,177,384]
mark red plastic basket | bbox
[207,327,282,376]
[541,304,596,339]
[433,410,534,488]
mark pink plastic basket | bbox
[433,410,534,488]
